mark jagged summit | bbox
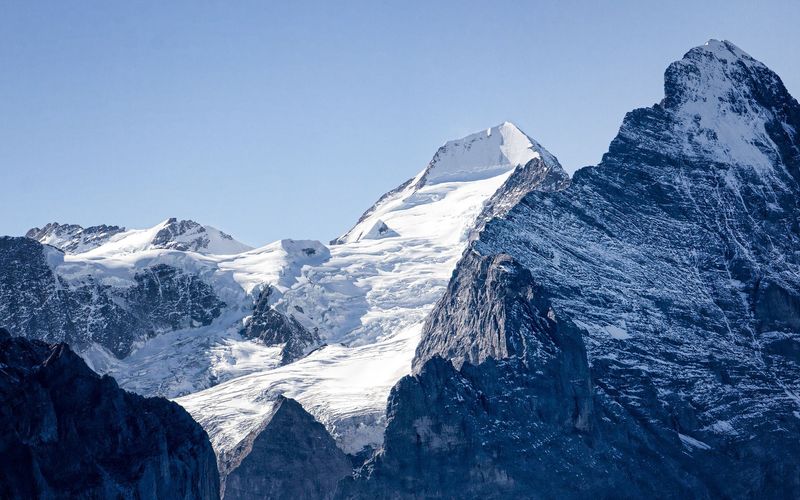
[605,39,800,176]
[28,218,253,256]
[665,39,777,107]
[26,222,125,254]
[149,217,252,254]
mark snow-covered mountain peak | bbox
[149,217,253,254]
[335,122,563,245]
[700,39,754,63]
[665,39,770,109]
[607,40,799,175]
[417,121,557,187]
[80,218,253,256]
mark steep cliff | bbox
[0,328,220,499]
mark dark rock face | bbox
[346,246,800,498]
[343,41,800,498]
[26,222,125,253]
[414,252,591,402]
[341,254,601,498]
[126,263,226,333]
[240,286,321,364]
[0,237,226,357]
[0,328,220,499]
[222,397,351,500]
[473,155,570,237]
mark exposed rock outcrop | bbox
[151,217,252,254]
[0,236,226,357]
[26,222,125,254]
[240,286,321,364]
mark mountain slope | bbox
[2,217,329,395]
[0,328,220,499]
[2,120,570,466]
[344,40,800,498]
[0,236,226,357]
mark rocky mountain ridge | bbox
[26,222,126,253]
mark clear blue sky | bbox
[2,1,798,246]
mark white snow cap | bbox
[661,39,785,173]
[335,121,561,245]
[671,39,767,105]
[699,39,755,63]
[419,122,557,186]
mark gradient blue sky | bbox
[2,1,799,246]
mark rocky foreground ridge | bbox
[0,328,220,499]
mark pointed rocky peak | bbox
[413,250,587,374]
[416,121,560,187]
[25,222,126,254]
[663,39,789,112]
[219,395,350,500]
[606,40,800,176]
